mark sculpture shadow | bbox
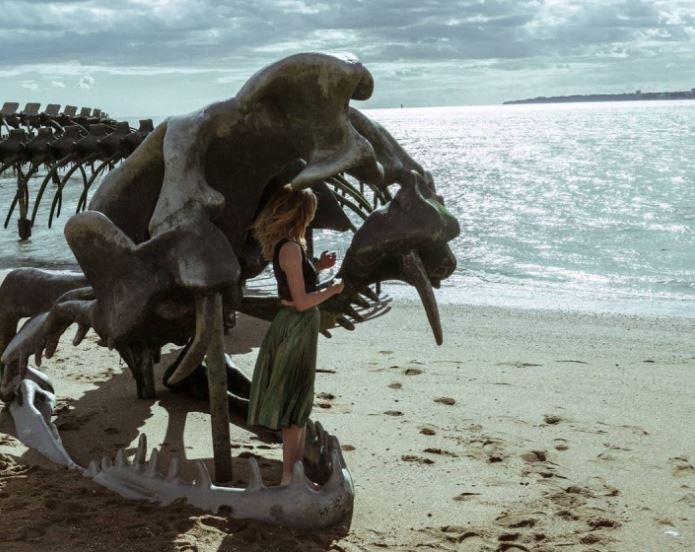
[0,312,350,551]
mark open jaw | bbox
[8,375,354,529]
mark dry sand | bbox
[1,293,694,551]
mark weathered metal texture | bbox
[0,52,459,528]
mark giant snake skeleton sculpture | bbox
[0,52,459,528]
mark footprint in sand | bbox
[547,486,593,509]
[384,410,404,416]
[620,424,649,436]
[603,442,631,451]
[520,450,547,463]
[586,516,620,530]
[482,439,506,463]
[543,415,563,425]
[388,382,402,389]
[553,438,569,451]
[677,492,695,507]
[0,453,34,477]
[419,426,437,436]
[404,367,423,376]
[496,361,541,368]
[401,454,434,465]
[341,444,356,452]
[316,392,335,400]
[434,397,456,406]
[596,451,616,462]
[495,513,538,529]
[669,456,695,476]
[54,399,74,415]
[424,447,458,458]
[452,492,480,502]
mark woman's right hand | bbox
[330,278,345,295]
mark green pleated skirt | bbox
[247,306,320,430]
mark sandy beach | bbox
[1,291,694,551]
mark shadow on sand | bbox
[0,314,351,552]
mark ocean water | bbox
[1,100,694,317]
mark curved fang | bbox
[165,293,216,385]
[401,250,443,345]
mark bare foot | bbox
[278,475,321,490]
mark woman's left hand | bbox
[314,250,337,271]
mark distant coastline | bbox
[503,88,695,105]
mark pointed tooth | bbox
[290,460,306,488]
[316,421,328,454]
[336,316,355,330]
[360,285,379,302]
[401,251,443,345]
[306,419,316,444]
[115,448,129,468]
[329,436,347,469]
[325,449,344,489]
[328,435,340,453]
[246,456,263,492]
[85,460,99,477]
[146,448,160,477]
[166,456,180,481]
[134,433,147,466]
[352,294,370,309]
[101,456,113,470]
[72,324,89,346]
[195,460,212,488]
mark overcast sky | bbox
[1,0,694,117]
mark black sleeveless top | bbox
[272,238,318,301]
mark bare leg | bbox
[280,425,321,489]
[299,426,306,458]
[281,425,303,485]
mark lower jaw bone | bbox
[6,370,354,529]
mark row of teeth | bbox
[83,432,346,493]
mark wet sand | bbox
[1,293,694,551]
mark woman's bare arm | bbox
[279,241,343,311]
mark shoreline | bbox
[1,296,694,550]
[2,265,694,322]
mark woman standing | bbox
[248,185,344,488]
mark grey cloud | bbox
[1,0,694,109]
[0,0,690,68]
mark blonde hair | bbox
[252,186,318,261]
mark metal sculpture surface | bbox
[0,52,459,528]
